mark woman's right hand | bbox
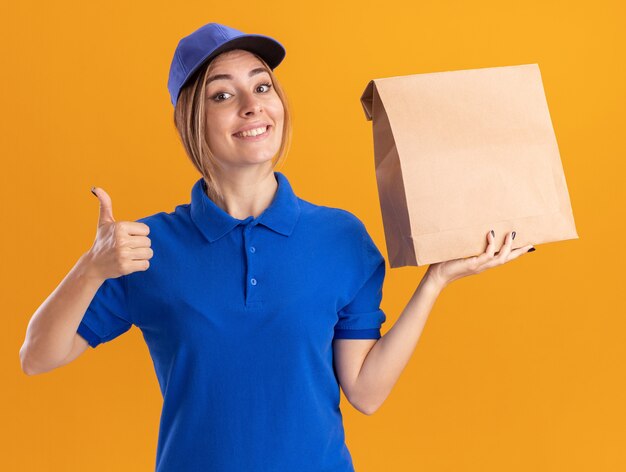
[85,187,153,281]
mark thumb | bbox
[91,186,115,225]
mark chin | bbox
[247,147,281,162]
[231,153,275,167]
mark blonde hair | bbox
[173,50,292,203]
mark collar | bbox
[190,171,301,243]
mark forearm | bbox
[20,252,104,373]
[353,271,445,414]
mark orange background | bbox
[4,0,625,470]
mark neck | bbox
[205,166,278,220]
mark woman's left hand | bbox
[426,230,535,289]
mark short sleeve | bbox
[77,275,133,348]
[333,225,387,340]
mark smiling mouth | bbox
[232,125,272,140]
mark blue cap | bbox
[167,23,286,107]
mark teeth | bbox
[236,126,268,138]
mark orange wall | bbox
[4,1,625,470]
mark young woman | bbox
[20,22,535,472]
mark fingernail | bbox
[490,230,495,237]
[528,247,536,252]
[91,187,97,196]
[512,231,516,240]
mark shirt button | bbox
[250,278,257,286]
[250,246,256,253]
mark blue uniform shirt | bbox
[77,171,387,472]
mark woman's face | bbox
[204,49,284,171]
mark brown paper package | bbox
[360,63,578,268]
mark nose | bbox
[240,91,263,116]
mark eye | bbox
[210,82,273,102]
[212,92,232,102]
[257,82,273,93]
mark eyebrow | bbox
[206,67,269,85]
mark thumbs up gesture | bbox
[86,187,153,281]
